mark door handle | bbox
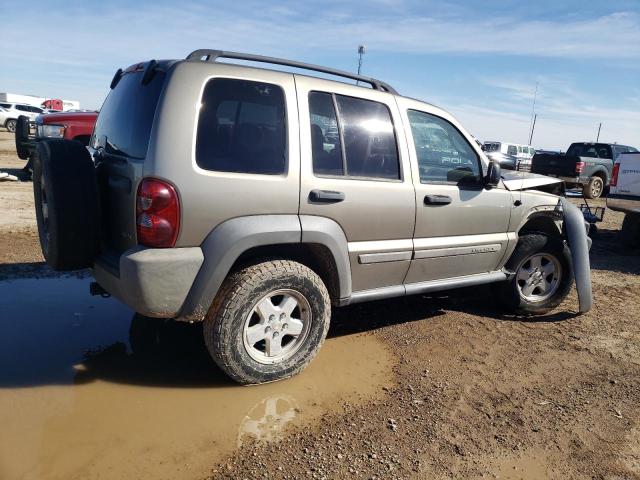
[424,194,452,205]
[309,190,345,203]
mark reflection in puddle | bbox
[0,275,393,480]
[238,394,300,447]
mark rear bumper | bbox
[93,246,204,318]
[607,195,640,214]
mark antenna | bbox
[529,113,537,145]
[357,45,366,76]
[596,123,602,142]
[528,81,538,145]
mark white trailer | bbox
[0,93,80,111]
[0,93,45,107]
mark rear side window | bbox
[309,92,400,180]
[407,110,480,184]
[92,69,166,159]
[196,78,286,175]
[309,92,344,175]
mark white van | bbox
[483,141,535,171]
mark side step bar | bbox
[341,271,507,306]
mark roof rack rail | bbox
[186,49,398,95]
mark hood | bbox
[39,111,98,124]
[501,170,563,191]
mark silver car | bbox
[33,50,593,384]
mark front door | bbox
[295,76,416,293]
[396,98,514,284]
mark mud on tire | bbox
[493,233,574,315]
[33,139,100,271]
[203,260,331,385]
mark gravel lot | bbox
[0,130,638,480]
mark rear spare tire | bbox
[15,115,31,160]
[33,139,100,270]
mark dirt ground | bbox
[0,129,638,480]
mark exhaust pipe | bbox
[560,198,592,313]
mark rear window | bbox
[566,143,612,159]
[196,78,286,175]
[91,69,166,159]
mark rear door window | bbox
[507,145,517,156]
[91,68,166,159]
[308,92,400,180]
[196,78,286,175]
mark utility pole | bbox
[596,123,602,142]
[529,114,537,145]
[528,81,539,145]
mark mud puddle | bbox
[0,275,393,480]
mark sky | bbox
[1,0,639,150]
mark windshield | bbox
[91,69,166,159]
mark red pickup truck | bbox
[15,111,98,168]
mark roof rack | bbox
[186,49,398,95]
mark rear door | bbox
[396,98,514,284]
[91,65,169,254]
[295,76,416,293]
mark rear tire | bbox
[33,140,100,270]
[621,213,640,248]
[203,260,331,385]
[493,233,573,315]
[5,119,16,133]
[583,175,604,199]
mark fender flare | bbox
[560,198,593,313]
[589,166,609,184]
[177,215,351,321]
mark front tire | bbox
[494,234,573,315]
[203,260,331,385]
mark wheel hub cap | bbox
[516,253,562,303]
[243,289,311,364]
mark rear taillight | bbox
[136,178,180,248]
[575,161,585,174]
[611,163,620,187]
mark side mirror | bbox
[485,161,501,188]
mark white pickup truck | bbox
[607,152,640,247]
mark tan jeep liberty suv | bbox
[33,50,593,384]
